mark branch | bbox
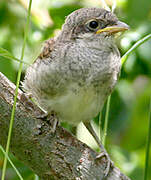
[0,72,130,180]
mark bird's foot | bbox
[36,111,59,133]
[49,114,59,133]
[95,150,113,178]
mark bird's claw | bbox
[95,151,113,177]
[36,112,59,133]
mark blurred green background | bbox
[0,0,151,179]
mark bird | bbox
[23,7,129,177]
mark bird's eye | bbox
[86,20,99,31]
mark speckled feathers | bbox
[23,8,122,125]
[63,8,118,30]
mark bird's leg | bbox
[83,122,112,177]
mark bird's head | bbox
[60,8,129,42]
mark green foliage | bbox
[0,0,151,179]
[1,0,33,180]
[144,98,151,180]
[0,146,23,180]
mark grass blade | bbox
[122,34,151,65]
[99,112,102,141]
[0,47,30,65]
[101,34,151,147]
[144,97,151,180]
[1,0,32,179]
[102,95,111,146]
[0,146,24,180]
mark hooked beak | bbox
[96,21,129,34]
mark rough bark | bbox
[0,72,130,180]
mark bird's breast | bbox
[42,83,106,125]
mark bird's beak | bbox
[96,21,129,34]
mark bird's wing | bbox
[38,38,55,60]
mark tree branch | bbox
[0,72,130,180]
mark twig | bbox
[0,71,131,180]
